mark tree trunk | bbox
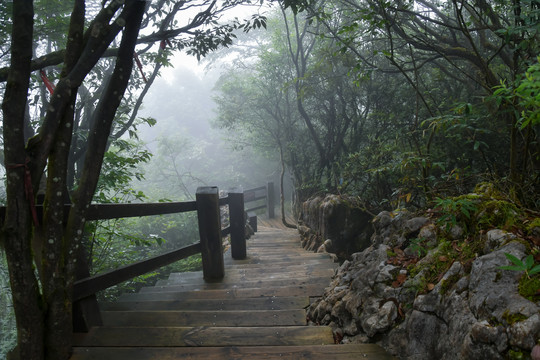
[1,2,45,360]
[279,144,296,229]
[2,2,147,359]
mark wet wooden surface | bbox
[71,220,394,359]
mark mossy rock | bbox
[519,273,540,303]
[475,199,521,231]
[525,217,540,236]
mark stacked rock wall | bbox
[298,194,373,259]
[304,207,540,359]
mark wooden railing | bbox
[71,182,275,331]
[0,182,276,332]
[243,182,275,231]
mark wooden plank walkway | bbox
[71,223,393,359]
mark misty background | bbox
[133,50,283,201]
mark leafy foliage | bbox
[435,197,478,231]
[213,1,539,210]
[500,253,540,280]
[493,57,540,130]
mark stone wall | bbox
[297,194,373,259]
[306,208,540,359]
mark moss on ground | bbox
[518,273,540,302]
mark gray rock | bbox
[341,333,369,344]
[404,217,429,235]
[374,211,393,229]
[484,229,516,253]
[406,310,446,358]
[469,242,538,321]
[449,224,464,239]
[418,223,438,247]
[461,335,506,360]
[359,299,398,337]
[507,313,540,350]
[469,321,508,353]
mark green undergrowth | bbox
[519,273,540,302]
[396,183,540,296]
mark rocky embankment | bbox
[299,192,540,359]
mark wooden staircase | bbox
[71,226,394,359]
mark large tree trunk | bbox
[1,2,44,360]
[1,2,146,359]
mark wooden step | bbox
[148,277,331,292]
[73,326,334,347]
[162,269,335,286]
[224,254,331,265]
[223,258,336,267]
[71,344,394,359]
[102,296,309,311]
[162,263,336,284]
[102,309,306,327]
[71,344,395,360]
[168,264,336,279]
[71,227,394,360]
[117,283,328,301]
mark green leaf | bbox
[504,253,525,268]
[525,254,534,270]
[499,265,526,272]
[528,265,540,276]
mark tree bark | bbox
[1,2,45,360]
[2,1,146,359]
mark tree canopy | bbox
[214,0,539,211]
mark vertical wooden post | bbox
[267,181,275,219]
[229,188,246,259]
[72,246,103,332]
[196,186,225,281]
[248,212,258,233]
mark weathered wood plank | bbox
[102,296,309,311]
[71,344,395,360]
[224,254,333,265]
[117,283,328,301]
[167,266,335,281]
[143,277,331,293]
[223,258,337,267]
[102,309,306,327]
[73,326,334,347]
[164,263,337,284]
[161,272,334,286]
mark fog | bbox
[135,56,280,201]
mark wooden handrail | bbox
[244,182,275,219]
[73,242,201,301]
[0,201,198,224]
[0,182,275,331]
[86,201,197,220]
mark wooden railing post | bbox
[72,246,103,332]
[196,186,225,281]
[228,188,246,259]
[267,181,275,219]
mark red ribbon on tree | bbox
[133,52,147,83]
[40,70,56,94]
[7,158,39,227]
[160,39,172,49]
